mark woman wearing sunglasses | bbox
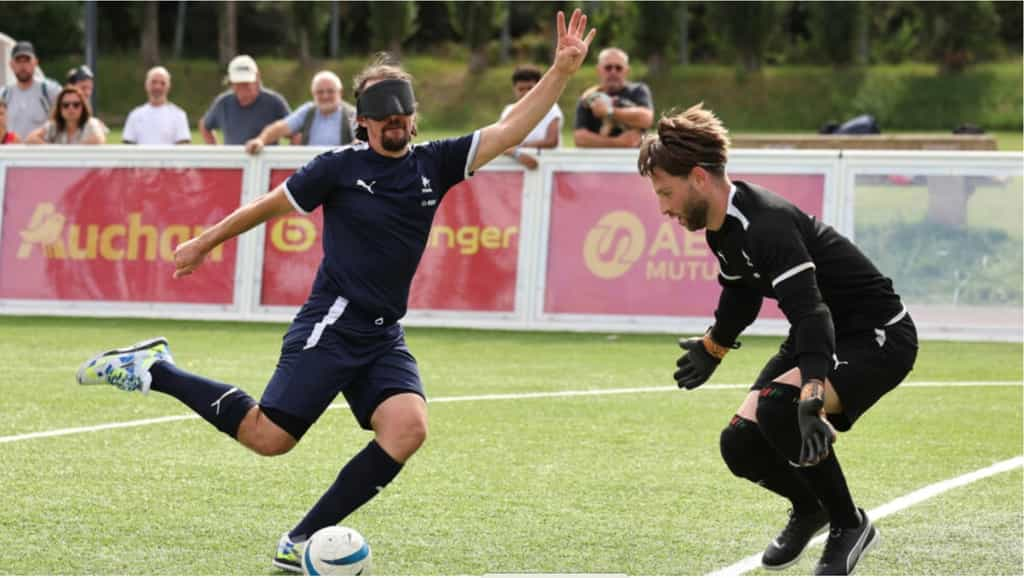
[25,85,106,145]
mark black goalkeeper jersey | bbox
[706,180,904,383]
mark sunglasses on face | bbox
[61,101,82,109]
[603,64,625,72]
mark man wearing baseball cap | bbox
[200,54,291,145]
[0,41,61,140]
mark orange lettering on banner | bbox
[16,203,224,263]
[269,217,317,253]
[645,259,719,281]
[68,225,99,259]
[582,209,719,282]
[648,222,680,257]
[428,225,518,256]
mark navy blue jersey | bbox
[283,132,480,324]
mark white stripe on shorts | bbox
[304,296,349,350]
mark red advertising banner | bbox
[0,167,241,303]
[544,172,825,317]
[260,169,522,312]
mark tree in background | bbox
[634,1,679,74]
[0,2,82,58]
[407,1,458,53]
[291,1,327,66]
[369,1,417,57]
[713,2,781,73]
[810,1,865,67]
[924,1,1001,73]
[140,1,159,68]
[217,0,237,66]
[454,1,501,74]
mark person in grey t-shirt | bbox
[1,41,61,140]
[200,55,290,145]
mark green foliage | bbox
[369,1,418,55]
[923,1,1002,73]
[0,1,83,57]
[633,1,679,72]
[869,3,926,64]
[585,1,638,55]
[857,221,1023,306]
[810,1,865,66]
[711,2,782,72]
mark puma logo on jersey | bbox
[355,179,376,194]
[741,249,754,268]
[833,354,849,370]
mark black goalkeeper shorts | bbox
[751,310,918,432]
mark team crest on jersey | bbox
[421,176,433,194]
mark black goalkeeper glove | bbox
[673,336,721,390]
[797,379,837,466]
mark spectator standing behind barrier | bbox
[574,47,653,148]
[0,41,60,140]
[24,85,105,145]
[245,70,355,155]
[200,55,290,145]
[123,66,191,145]
[498,65,562,170]
[0,101,21,143]
[66,64,109,136]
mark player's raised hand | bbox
[172,237,208,279]
[553,9,597,76]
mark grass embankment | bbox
[50,54,1022,139]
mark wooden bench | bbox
[731,133,1000,226]
[731,133,997,151]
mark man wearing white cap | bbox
[200,54,290,145]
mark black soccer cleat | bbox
[814,507,879,575]
[761,507,831,570]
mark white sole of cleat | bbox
[75,336,169,386]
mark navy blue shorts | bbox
[259,312,425,439]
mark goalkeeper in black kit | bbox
[638,103,918,575]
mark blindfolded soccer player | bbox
[76,10,596,573]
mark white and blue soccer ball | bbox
[302,525,372,576]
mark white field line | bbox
[1,380,1020,445]
[707,455,1024,576]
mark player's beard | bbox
[14,70,33,83]
[381,124,410,151]
[681,195,709,231]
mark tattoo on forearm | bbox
[800,378,825,402]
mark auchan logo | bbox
[582,210,719,281]
[16,203,223,262]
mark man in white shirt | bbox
[499,65,563,169]
[122,66,191,145]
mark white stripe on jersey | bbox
[464,130,481,179]
[771,261,816,287]
[725,184,750,230]
[282,180,310,215]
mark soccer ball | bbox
[302,526,372,576]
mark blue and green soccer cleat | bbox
[273,532,306,574]
[76,337,174,394]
